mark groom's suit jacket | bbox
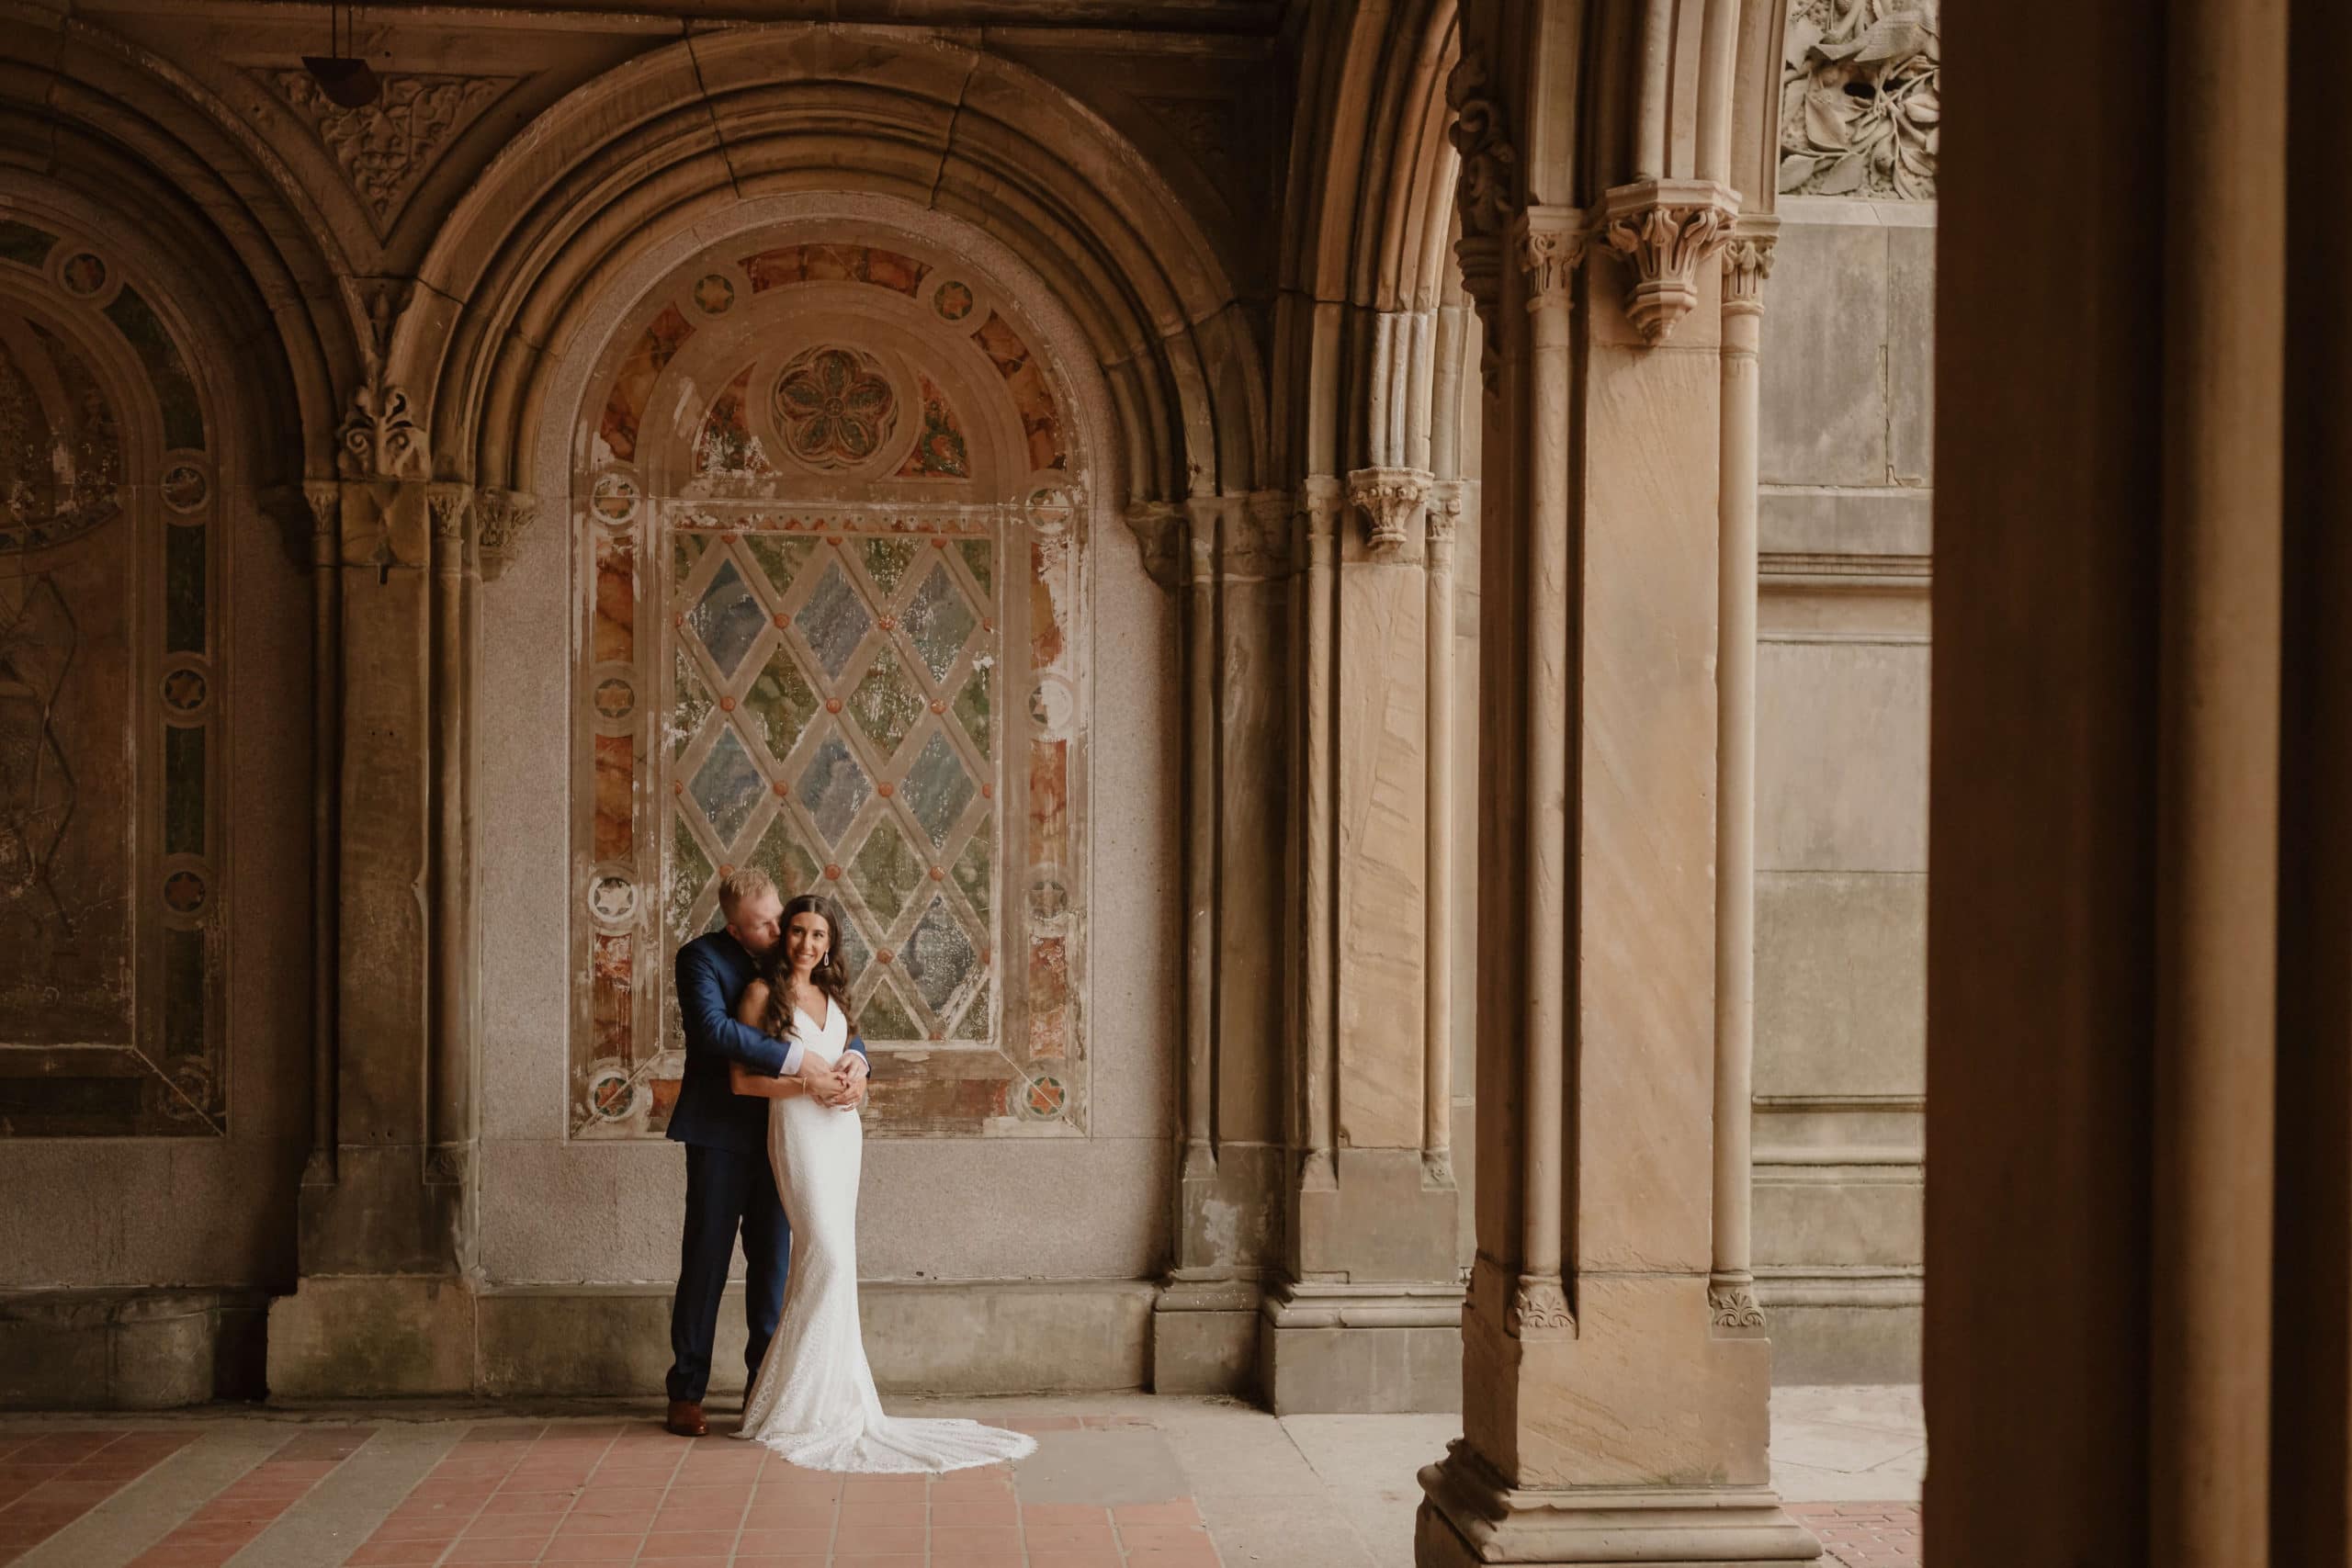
[666,932,869,1156]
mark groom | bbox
[664,868,868,1438]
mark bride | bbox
[726,893,1036,1474]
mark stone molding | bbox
[1597,179,1742,345]
[334,358,430,480]
[1260,1280,1464,1331]
[1345,466,1430,556]
[473,489,539,581]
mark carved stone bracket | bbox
[335,358,430,480]
[1506,1274,1577,1338]
[1724,216,1781,319]
[424,481,470,543]
[1709,1276,1769,1332]
[1346,466,1431,556]
[1598,179,1742,346]
[1122,500,1188,592]
[1428,479,1471,548]
[474,488,540,581]
[1447,50,1521,394]
[302,479,341,540]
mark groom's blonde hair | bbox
[717,866,778,917]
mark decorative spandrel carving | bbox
[1779,0,1940,199]
[266,71,515,234]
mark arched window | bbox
[569,232,1089,1139]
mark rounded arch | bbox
[403,25,1264,511]
[0,8,356,481]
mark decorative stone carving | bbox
[1710,1279,1769,1330]
[474,488,539,581]
[1597,179,1741,345]
[424,481,469,541]
[267,72,513,233]
[1123,500,1187,592]
[335,358,429,479]
[1346,467,1430,555]
[302,479,341,544]
[1507,1275,1575,1337]
[1779,0,1939,199]
[423,1145,469,1186]
[1444,51,1519,239]
[1447,51,1521,392]
[1428,479,1469,546]
[1724,224,1778,316]
[1517,209,1586,313]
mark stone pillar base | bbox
[1416,1446,1819,1565]
[0,1289,269,1408]
[1261,1283,1463,1413]
[1152,1280,1261,1395]
[267,1275,479,1400]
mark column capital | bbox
[1597,178,1742,345]
[1120,499,1187,592]
[1301,473,1346,538]
[1346,466,1432,556]
[473,489,541,582]
[1428,479,1472,547]
[1723,214,1781,318]
[1515,207,1588,314]
[424,480,472,549]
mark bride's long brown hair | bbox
[762,893,857,1043]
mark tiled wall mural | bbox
[0,219,224,1135]
[571,235,1087,1140]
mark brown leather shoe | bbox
[665,1399,707,1438]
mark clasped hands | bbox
[797,1052,869,1111]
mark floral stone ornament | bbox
[772,345,899,470]
[1779,0,1939,199]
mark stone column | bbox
[1423,483,1461,1185]
[1416,193,1815,1565]
[1261,462,1463,1414]
[268,363,480,1397]
[1709,221,1773,1334]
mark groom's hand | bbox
[796,1056,845,1107]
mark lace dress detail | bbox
[733,999,1036,1473]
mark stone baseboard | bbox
[0,1288,271,1409]
[1757,1268,1922,1384]
[1151,1280,1261,1397]
[1259,1282,1463,1414]
[1417,1445,1821,1565]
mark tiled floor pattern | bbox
[343,1416,1211,1566]
[1792,1503,1923,1568]
[0,1388,1926,1568]
[0,1429,199,1564]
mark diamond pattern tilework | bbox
[859,977,920,1041]
[954,659,993,756]
[851,815,926,927]
[862,536,922,599]
[795,731,872,843]
[960,536,993,598]
[671,647,714,758]
[850,644,927,761]
[668,815,712,942]
[903,897,978,1015]
[903,730,976,847]
[744,643,820,759]
[953,814,994,920]
[747,811,823,897]
[688,727,765,849]
[903,561,978,683]
[689,558,766,680]
[746,532,814,594]
[796,559,873,682]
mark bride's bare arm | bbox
[729,982,804,1100]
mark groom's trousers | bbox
[666,1142,792,1404]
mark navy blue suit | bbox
[663,931,866,1404]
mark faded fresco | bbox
[0,222,223,1135]
[572,233,1087,1140]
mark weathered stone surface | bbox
[268,1277,477,1400]
[1261,1321,1460,1415]
[1758,644,1930,874]
[0,1292,248,1408]
[1755,872,1926,1098]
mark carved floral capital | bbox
[1709,1278,1769,1331]
[1517,209,1587,314]
[1724,219,1780,316]
[424,480,471,543]
[1428,479,1471,548]
[1507,1274,1576,1337]
[1598,179,1741,346]
[335,357,430,480]
[474,489,540,581]
[1346,466,1431,556]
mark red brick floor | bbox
[128,1427,378,1568]
[342,1416,1222,1567]
[0,1429,200,1565]
[1791,1502,1922,1568]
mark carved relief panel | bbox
[571,234,1089,1140]
[0,218,225,1135]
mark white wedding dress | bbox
[733,998,1036,1473]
